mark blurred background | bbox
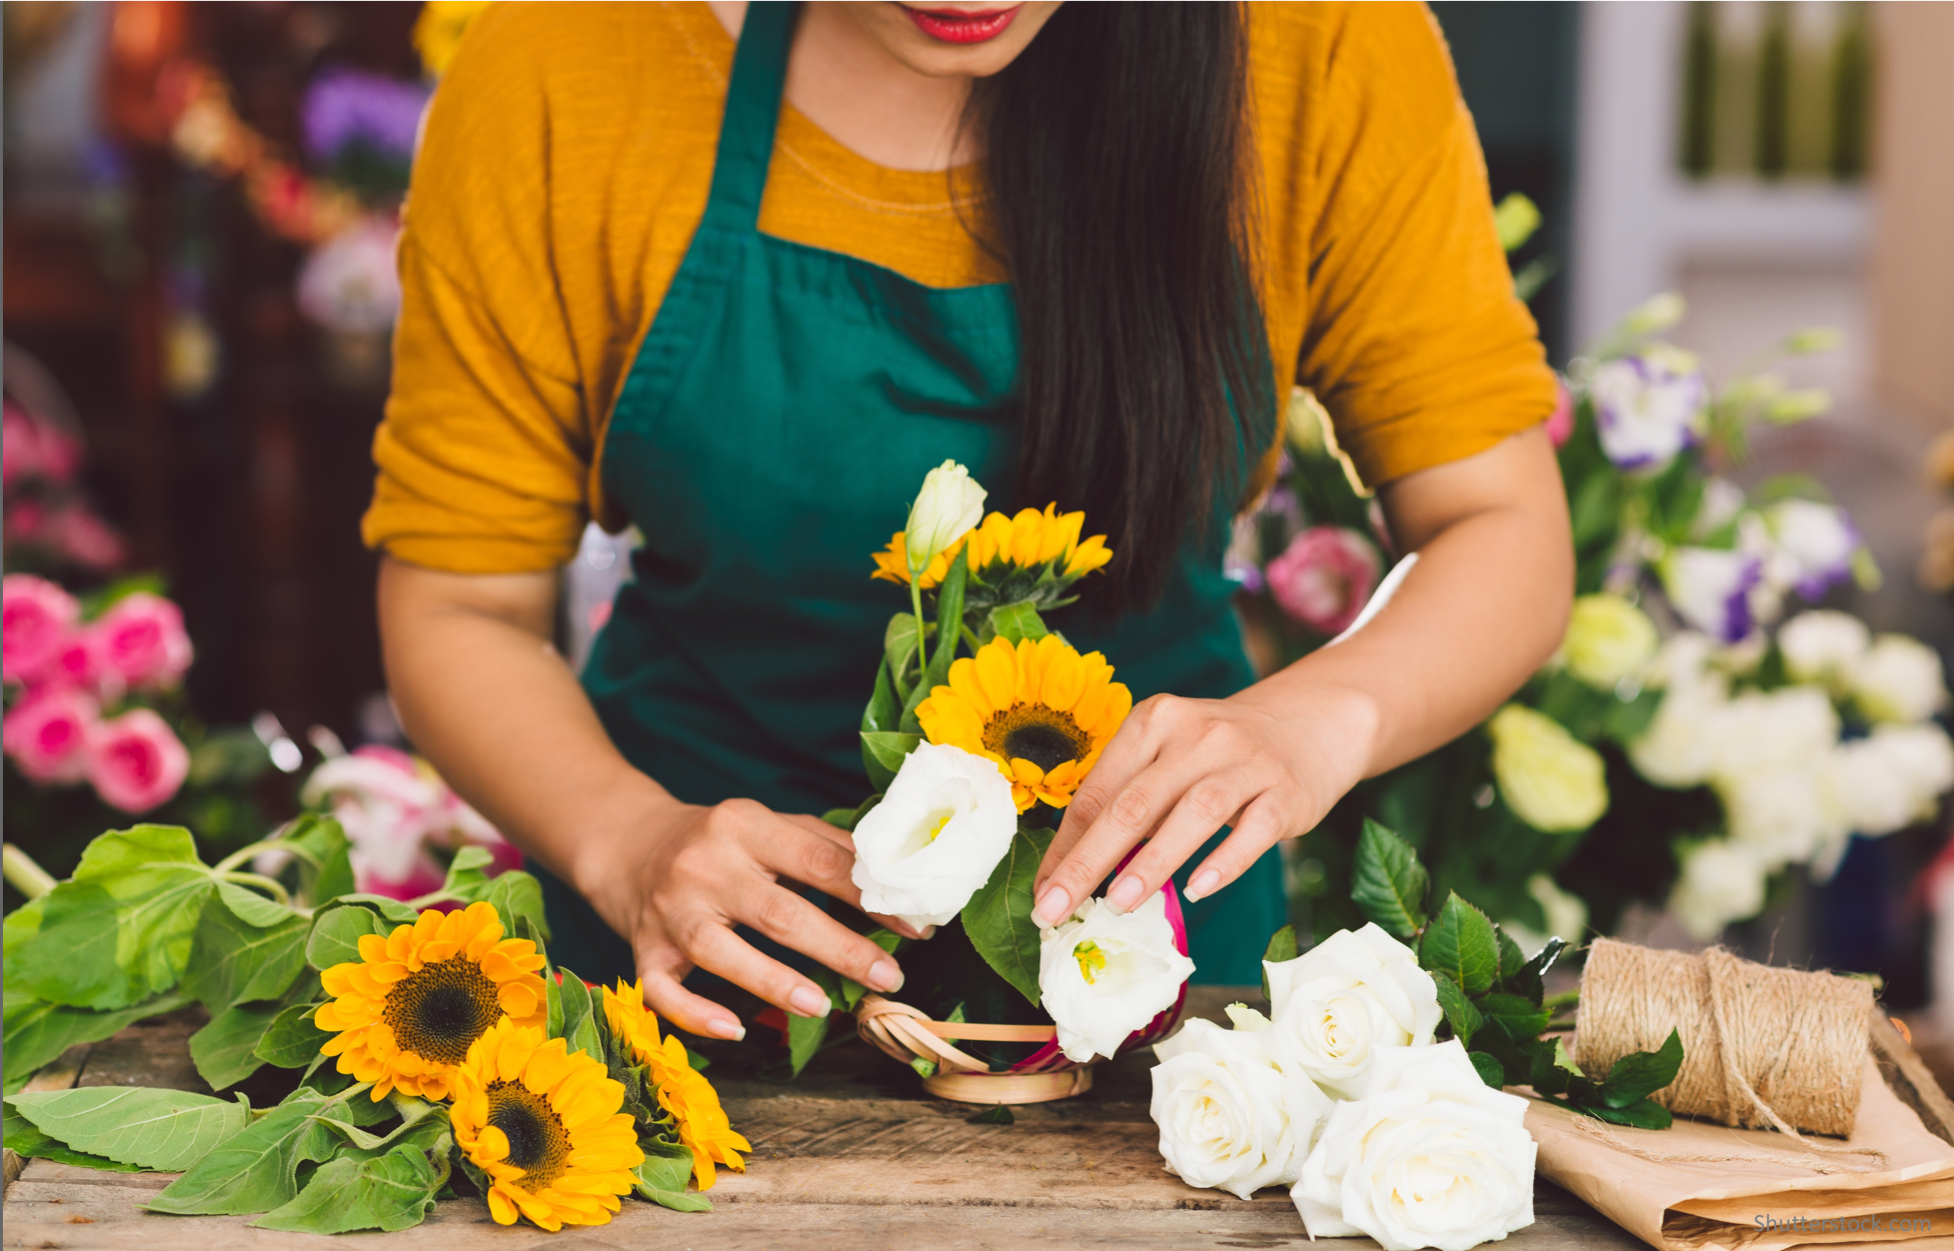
[4,2,1952,1076]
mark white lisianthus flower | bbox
[1149,1018,1333,1199]
[1485,705,1608,834]
[1763,499,1859,600]
[1292,1040,1536,1251]
[1669,840,1768,941]
[1040,893,1194,1063]
[1660,547,1765,644]
[1588,349,1707,470]
[1558,594,1658,689]
[1645,631,1717,689]
[1691,476,1747,538]
[849,741,1017,929]
[1627,677,1727,788]
[1777,610,1870,687]
[1849,634,1949,724]
[1263,923,1440,1100]
[1717,764,1841,868]
[903,460,987,578]
[1709,686,1840,780]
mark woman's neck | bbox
[706,0,977,172]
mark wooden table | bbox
[4,989,1645,1250]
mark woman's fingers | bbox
[679,915,845,1020]
[734,879,905,998]
[1032,756,1210,926]
[1183,791,1296,902]
[779,812,925,939]
[1104,766,1272,908]
[635,958,746,1041]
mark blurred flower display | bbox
[3,400,127,578]
[300,744,519,900]
[1242,196,1954,947]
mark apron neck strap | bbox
[704,1,796,233]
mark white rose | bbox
[903,460,986,577]
[1588,352,1707,470]
[1669,840,1768,941]
[1777,610,1869,686]
[1645,631,1717,689]
[1709,686,1839,780]
[1292,1040,1536,1251]
[850,741,1017,929]
[1825,724,1954,836]
[1716,764,1841,868]
[1149,1018,1333,1199]
[1628,678,1727,788]
[1762,500,1859,600]
[1040,892,1194,1063]
[1849,634,1949,724]
[1659,547,1764,644]
[1263,923,1441,1100]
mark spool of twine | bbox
[854,994,1094,1105]
[1575,939,1872,1141]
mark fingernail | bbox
[1186,868,1221,901]
[1032,885,1069,927]
[1107,874,1145,912]
[789,986,831,1018]
[869,960,903,993]
[709,1017,746,1041]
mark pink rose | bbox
[53,508,127,573]
[4,687,100,782]
[1265,526,1383,636]
[3,574,80,686]
[90,593,193,690]
[1543,374,1575,448]
[87,708,190,813]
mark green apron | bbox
[539,0,1285,993]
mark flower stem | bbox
[213,837,288,876]
[220,870,299,911]
[910,578,930,676]
[2,843,57,899]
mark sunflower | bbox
[915,634,1132,811]
[869,530,956,589]
[601,980,751,1190]
[868,504,1112,593]
[316,901,548,1102]
[450,1020,645,1230]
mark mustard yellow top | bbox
[365,1,1556,574]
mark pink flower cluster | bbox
[4,401,126,573]
[2,575,194,813]
[1265,526,1383,637]
[300,745,520,900]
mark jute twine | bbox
[854,995,1095,1105]
[1575,939,1879,1159]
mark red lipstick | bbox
[904,4,1024,44]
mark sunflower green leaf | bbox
[6,1086,250,1171]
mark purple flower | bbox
[301,67,430,165]
[1660,547,1764,643]
[1587,349,1708,471]
[1762,499,1860,601]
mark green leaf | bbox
[1260,924,1298,1000]
[1468,1050,1507,1090]
[1495,928,1526,983]
[486,871,550,943]
[1349,819,1429,941]
[863,653,901,736]
[966,1103,1015,1125]
[252,1140,443,1233]
[1419,892,1499,996]
[305,903,384,971]
[284,815,355,907]
[325,893,421,923]
[638,1184,713,1213]
[1601,1028,1684,1107]
[786,1011,829,1078]
[1476,992,1553,1045]
[4,992,186,1090]
[437,846,496,899]
[149,1089,341,1215]
[883,613,924,701]
[960,825,1054,1007]
[987,602,1049,645]
[839,929,905,1012]
[822,793,883,834]
[634,1135,698,1201]
[255,1003,331,1069]
[190,1003,283,1090]
[183,907,309,1012]
[213,879,296,929]
[860,731,923,792]
[11,826,222,1009]
[4,1111,143,1171]
[1586,1098,1673,1130]
[1432,974,1482,1048]
[556,968,602,1058]
[1504,936,1569,1004]
[7,1086,249,1171]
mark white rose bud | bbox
[1668,839,1767,942]
[1149,1018,1332,1199]
[1293,1040,1536,1251]
[903,460,987,578]
[1777,610,1869,687]
[850,741,1017,929]
[1263,923,1441,1100]
[1849,634,1949,724]
[1040,892,1195,1063]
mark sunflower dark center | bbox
[984,704,1090,773]
[485,1080,571,1192]
[382,954,503,1066]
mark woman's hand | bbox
[1030,681,1378,926]
[570,792,912,1041]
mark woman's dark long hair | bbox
[967,2,1272,614]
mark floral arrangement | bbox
[3,398,126,577]
[1242,207,1954,946]
[1149,821,1681,1251]
[2,818,744,1231]
[298,744,520,901]
[799,463,1191,1090]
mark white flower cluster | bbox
[1630,618,1954,940]
[1149,925,1536,1251]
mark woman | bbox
[368,1,1572,1043]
